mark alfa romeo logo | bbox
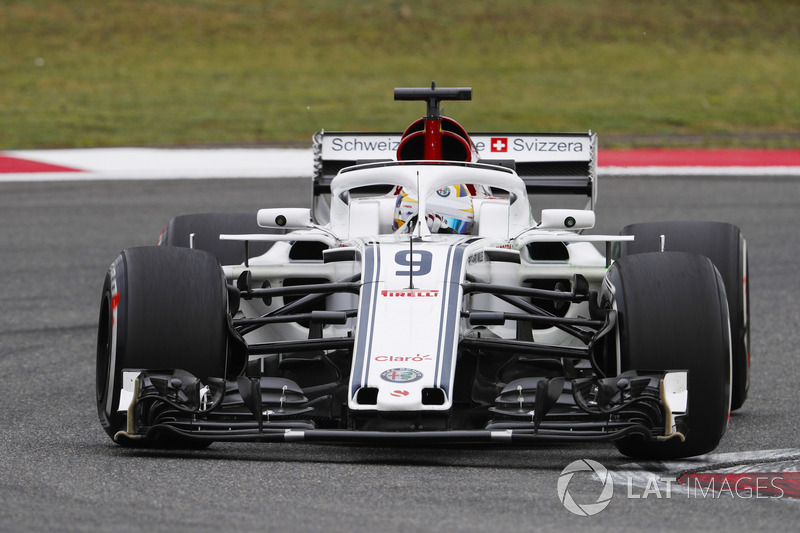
[380,368,423,383]
[557,459,614,516]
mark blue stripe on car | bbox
[439,245,465,392]
[350,243,380,398]
[434,244,454,388]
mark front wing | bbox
[114,367,689,446]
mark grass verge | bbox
[1,0,798,148]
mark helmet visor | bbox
[436,215,473,234]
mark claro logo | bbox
[375,354,432,362]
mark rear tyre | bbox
[159,212,283,266]
[620,221,749,410]
[605,252,731,459]
[96,246,229,446]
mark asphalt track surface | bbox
[1,174,799,532]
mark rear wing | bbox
[312,131,597,204]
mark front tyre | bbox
[621,221,749,410]
[96,246,229,446]
[605,252,731,459]
[158,212,282,266]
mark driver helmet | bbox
[393,184,476,234]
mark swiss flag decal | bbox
[490,138,508,152]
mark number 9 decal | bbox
[395,250,432,277]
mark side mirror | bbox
[538,209,595,230]
[257,208,313,229]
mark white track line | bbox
[0,148,313,181]
[602,166,800,177]
[2,148,799,182]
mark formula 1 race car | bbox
[96,85,750,458]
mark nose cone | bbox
[377,383,423,411]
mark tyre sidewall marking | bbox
[105,258,121,419]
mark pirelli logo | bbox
[381,289,440,298]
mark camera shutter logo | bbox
[557,459,614,516]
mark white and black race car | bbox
[96,85,749,458]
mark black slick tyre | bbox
[620,221,749,410]
[96,246,229,446]
[158,212,282,266]
[605,252,732,459]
